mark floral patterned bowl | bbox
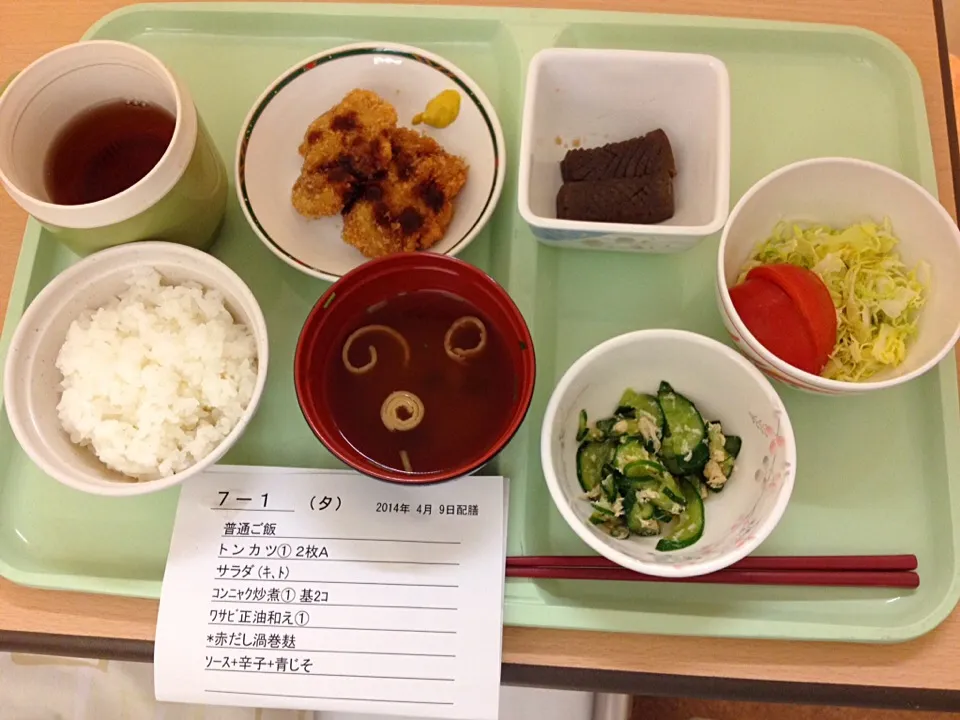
[540,329,796,578]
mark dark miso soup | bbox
[326,289,516,475]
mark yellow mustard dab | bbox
[412,89,461,129]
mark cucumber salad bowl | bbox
[541,329,797,578]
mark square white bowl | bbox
[518,48,731,253]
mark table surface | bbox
[2,0,960,702]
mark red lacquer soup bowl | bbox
[294,253,536,484]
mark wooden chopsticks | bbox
[505,555,919,588]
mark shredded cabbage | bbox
[736,219,929,382]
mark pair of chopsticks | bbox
[506,555,919,588]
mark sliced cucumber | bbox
[658,381,708,470]
[718,460,734,479]
[590,497,630,538]
[626,501,659,536]
[613,440,651,473]
[576,409,589,442]
[609,419,661,454]
[624,477,684,516]
[703,422,740,490]
[719,434,742,478]
[595,417,616,437]
[686,475,709,500]
[609,524,631,539]
[657,472,686,505]
[609,417,642,437]
[589,506,614,523]
[623,460,685,506]
[588,512,607,525]
[580,414,612,442]
[652,506,672,523]
[660,443,709,475]
[575,382,732,546]
[600,471,618,502]
[656,478,705,552]
[618,389,664,424]
[576,441,616,492]
[630,498,654,520]
[724,435,742,458]
[617,388,664,435]
[622,459,666,479]
[612,390,664,452]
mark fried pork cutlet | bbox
[298,89,397,169]
[291,89,396,218]
[291,90,470,257]
[342,128,468,258]
[291,167,351,219]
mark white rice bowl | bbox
[55,269,258,481]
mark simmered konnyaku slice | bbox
[556,174,674,224]
[560,128,676,183]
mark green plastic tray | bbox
[1,2,958,643]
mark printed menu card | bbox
[155,466,508,719]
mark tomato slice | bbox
[730,276,823,375]
[747,264,837,362]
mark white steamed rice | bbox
[55,269,258,481]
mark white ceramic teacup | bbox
[0,40,227,256]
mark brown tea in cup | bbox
[44,100,175,206]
